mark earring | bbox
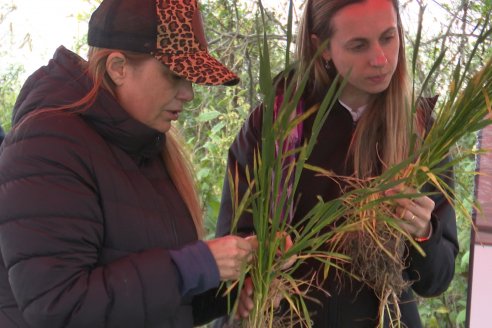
[324,60,331,71]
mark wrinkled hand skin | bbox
[206,235,256,281]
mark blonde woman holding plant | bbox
[217,0,458,327]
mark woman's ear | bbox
[106,52,127,86]
[311,34,331,62]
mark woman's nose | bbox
[370,51,388,67]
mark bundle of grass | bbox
[225,58,350,328]
[223,1,357,326]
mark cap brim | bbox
[155,51,239,86]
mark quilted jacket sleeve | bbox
[0,114,184,328]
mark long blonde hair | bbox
[18,47,204,238]
[296,0,413,178]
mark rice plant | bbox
[222,1,358,326]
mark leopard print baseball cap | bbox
[88,0,239,86]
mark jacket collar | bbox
[14,46,165,160]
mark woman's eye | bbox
[382,35,395,44]
[161,65,184,81]
[350,43,367,52]
[169,72,183,81]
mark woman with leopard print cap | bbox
[0,0,254,327]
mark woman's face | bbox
[115,56,194,133]
[322,0,400,108]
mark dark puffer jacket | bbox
[0,46,225,328]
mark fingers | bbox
[271,279,283,308]
[245,235,258,262]
[279,234,297,270]
[206,232,297,281]
[385,185,435,211]
[385,185,434,238]
[206,235,256,281]
[396,208,429,234]
[385,185,435,217]
[235,277,254,319]
[234,277,283,320]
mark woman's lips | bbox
[368,74,387,84]
[165,110,181,120]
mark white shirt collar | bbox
[338,99,367,122]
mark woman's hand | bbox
[229,233,295,320]
[235,276,254,319]
[385,185,435,239]
[276,232,297,270]
[206,235,257,281]
[234,276,284,320]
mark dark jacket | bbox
[0,46,226,328]
[217,96,459,327]
[0,126,4,144]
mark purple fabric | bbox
[169,240,220,298]
[272,94,304,224]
